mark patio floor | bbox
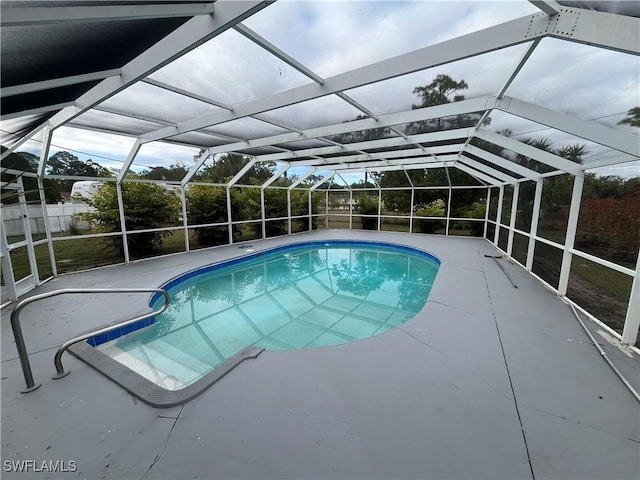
[2,230,638,479]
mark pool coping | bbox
[69,343,264,408]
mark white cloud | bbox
[48,127,201,172]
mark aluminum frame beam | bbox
[1,69,122,98]
[354,162,451,174]
[542,7,640,55]
[528,0,563,15]
[310,172,335,191]
[139,7,638,148]
[326,154,458,171]
[475,128,582,174]
[453,162,502,186]
[141,78,234,110]
[233,24,324,85]
[288,169,317,190]
[92,106,177,127]
[465,39,540,148]
[463,145,542,181]
[261,164,290,189]
[1,3,216,27]
[181,98,489,182]
[254,128,472,163]
[292,144,461,168]
[139,14,545,144]
[227,159,258,187]
[497,96,640,158]
[621,256,640,345]
[117,140,142,182]
[1,102,76,121]
[457,157,519,184]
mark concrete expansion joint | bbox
[427,299,489,322]
[451,265,485,273]
[140,405,184,479]
[398,326,447,357]
[519,402,640,445]
[482,270,535,478]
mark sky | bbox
[10,0,640,179]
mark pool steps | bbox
[98,339,214,391]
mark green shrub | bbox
[466,200,487,236]
[86,182,180,255]
[356,195,378,230]
[414,199,445,233]
[185,185,229,246]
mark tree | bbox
[406,74,488,134]
[508,137,586,235]
[86,180,180,255]
[413,74,468,110]
[141,162,189,181]
[331,114,391,144]
[354,194,378,230]
[0,148,61,204]
[414,199,446,234]
[618,107,640,127]
[46,151,111,193]
[185,185,229,246]
[195,153,275,185]
[262,187,288,236]
[372,170,412,213]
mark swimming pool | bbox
[78,240,440,405]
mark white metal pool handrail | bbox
[9,288,170,393]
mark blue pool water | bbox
[97,241,440,389]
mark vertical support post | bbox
[446,187,452,236]
[37,127,57,276]
[445,167,451,236]
[0,221,18,301]
[308,190,312,231]
[621,252,640,345]
[226,186,233,244]
[526,180,543,271]
[260,188,266,239]
[377,188,382,232]
[36,126,52,178]
[483,188,491,238]
[349,190,353,230]
[180,185,189,252]
[37,177,57,277]
[325,190,331,229]
[409,187,415,234]
[287,189,292,235]
[17,177,40,283]
[558,173,584,296]
[493,186,504,245]
[507,182,519,256]
[116,182,129,263]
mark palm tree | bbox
[556,144,588,164]
[618,107,640,127]
[510,138,587,233]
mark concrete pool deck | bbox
[2,230,639,479]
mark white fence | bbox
[2,203,94,237]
